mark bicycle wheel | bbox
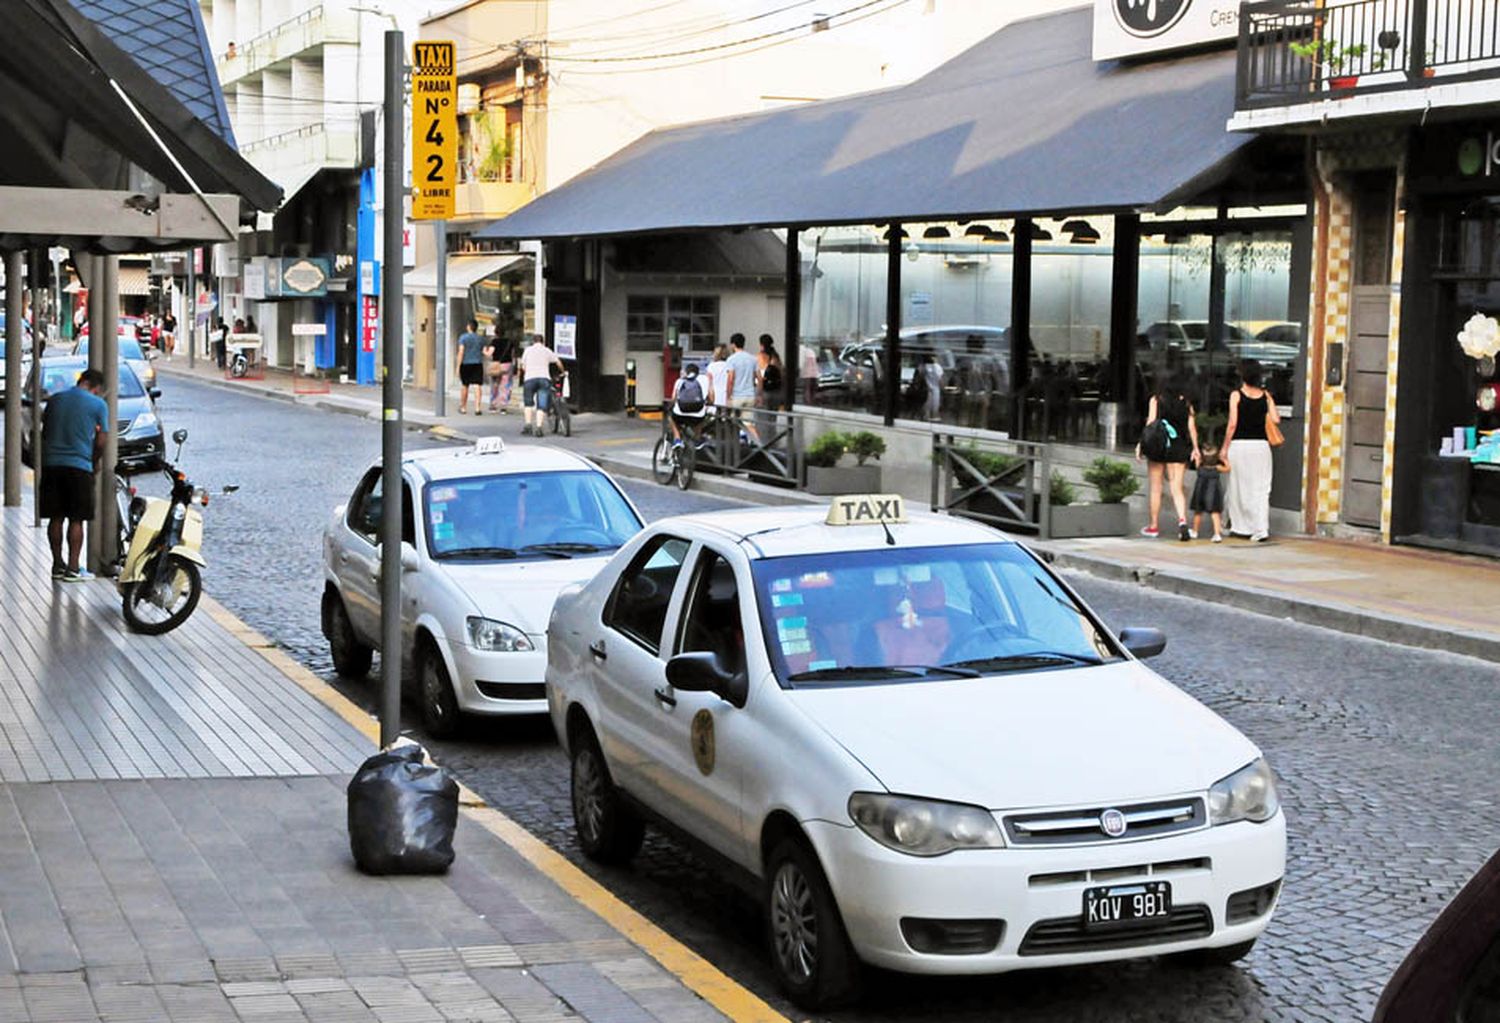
[651,435,677,485]
[675,437,695,491]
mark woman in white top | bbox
[1221,360,1280,542]
[703,345,730,410]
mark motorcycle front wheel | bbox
[121,554,202,635]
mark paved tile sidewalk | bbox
[0,495,745,1023]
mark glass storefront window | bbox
[799,226,890,416]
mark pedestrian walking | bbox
[758,335,784,410]
[724,334,759,441]
[213,318,228,369]
[519,333,563,437]
[1223,360,1279,542]
[800,343,819,405]
[705,345,730,411]
[920,352,944,421]
[161,310,177,357]
[487,325,516,413]
[1189,441,1229,543]
[40,368,108,581]
[455,319,487,415]
[1136,372,1199,540]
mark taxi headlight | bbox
[847,792,1005,856]
[126,411,158,435]
[1207,757,1279,825]
[466,617,534,652]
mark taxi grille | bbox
[1004,798,1206,847]
[1018,904,1212,956]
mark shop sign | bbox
[411,41,457,220]
[362,294,379,353]
[243,260,266,301]
[291,322,327,336]
[1092,0,1240,61]
[281,257,329,297]
[554,314,577,360]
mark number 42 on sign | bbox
[411,41,456,221]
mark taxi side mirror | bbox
[1119,627,1167,659]
[400,542,419,573]
[667,651,747,708]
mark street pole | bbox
[4,252,23,508]
[379,28,406,750]
[30,252,47,528]
[186,249,196,369]
[434,219,447,417]
[96,256,120,572]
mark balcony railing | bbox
[1237,0,1500,108]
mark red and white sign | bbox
[361,295,379,354]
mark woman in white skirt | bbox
[1222,360,1280,541]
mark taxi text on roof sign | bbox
[825,494,908,527]
[411,41,457,221]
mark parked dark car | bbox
[20,357,164,473]
[839,324,1010,404]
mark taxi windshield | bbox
[424,470,641,560]
[751,543,1121,686]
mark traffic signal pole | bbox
[379,28,405,750]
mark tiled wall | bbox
[1312,181,1353,524]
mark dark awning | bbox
[478,8,1251,241]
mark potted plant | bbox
[804,430,884,495]
[1288,39,1376,90]
[1048,458,1139,539]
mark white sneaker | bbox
[1187,528,1199,539]
[1250,531,1269,542]
[1211,534,1224,543]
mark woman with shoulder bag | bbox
[1135,372,1199,540]
[1222,360,1281,542]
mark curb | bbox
[589,453,824,507]
[1030,542,1500,664]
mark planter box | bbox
[1048,502,1130,539]
[805,464,882,495]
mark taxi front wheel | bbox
[570,730,644,864]
[765,837,862,1010]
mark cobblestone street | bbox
[159,377,1500,1021]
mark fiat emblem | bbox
[1100,808,1128,838]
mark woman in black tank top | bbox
[1136,372,1200,540]
[1223,360,1281,540]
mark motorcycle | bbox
[116,428,234,634]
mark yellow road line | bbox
[199,594,788,1023]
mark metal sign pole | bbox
[4,251,22,508]
[434,220,447,417]
[379,28,406,750]
[30,251,48,528]
[186,250,196,369]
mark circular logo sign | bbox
[690,709,716,776]
[1099,808,1128,838]
[1114,0,1191,38]
[1459,137,1486,177]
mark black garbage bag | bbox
[347,745,459,874]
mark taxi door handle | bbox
[653,687,677,708]
[589,639,607,662]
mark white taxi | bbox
[322,439,643,736]
[546,496,1285,1008]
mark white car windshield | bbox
[752,542,1121,685]
[424,470,641,560]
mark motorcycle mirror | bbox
[171,428,188,444]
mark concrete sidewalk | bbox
[0,491,777,1023]
[156,358,1500,661]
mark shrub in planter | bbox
[804,430,882,495]
[1050,472,1077,507]
[1050,459,1139,538]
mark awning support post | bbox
[1109,213,1141,446]
[783,227,800,407]
[4,251,23,507]
[883,223,902,427]
[96,256,119,572]
[1010,219,1034,438]
[434,220,447,417]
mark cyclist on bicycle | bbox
[669,361,709,446]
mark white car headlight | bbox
[466,616,534,652]
[848,792,1005,856]
[127,411,158,435]
[1208,757,1280,825]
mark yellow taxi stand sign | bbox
[825,494,908,526]
[411,41,457,221]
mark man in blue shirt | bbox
[40,368,108,581]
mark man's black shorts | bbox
[38,467,95,521]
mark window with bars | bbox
[625,294,719,353]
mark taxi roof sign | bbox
[825,494,907,527]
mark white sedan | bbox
[322,439,643,736]
[546,496,1286,1009]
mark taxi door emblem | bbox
[691,709,716,776]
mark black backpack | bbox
[763,362,782,394]
[1140,417,1177,462]
[676,375,705,413]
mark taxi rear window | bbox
[751,543,1119,686]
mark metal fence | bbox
[1237,0,1500,107]
[930,434,1053,537]
[663,405,805,487]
